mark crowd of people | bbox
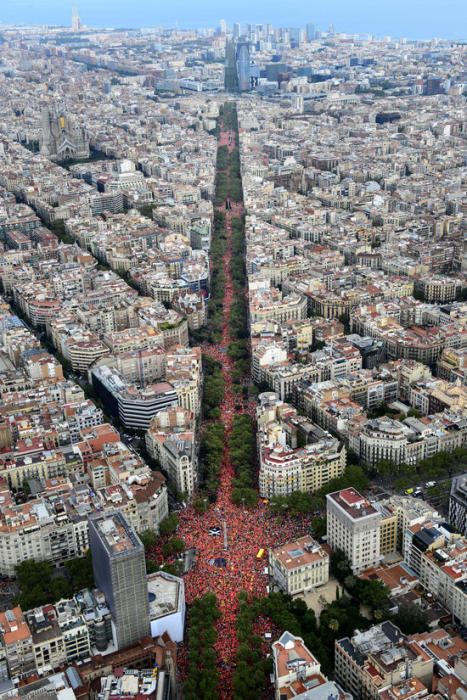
[172,126,310,696]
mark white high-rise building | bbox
[71,7,81,33]
[326,488,382,573]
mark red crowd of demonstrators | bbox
[155,127,310,696]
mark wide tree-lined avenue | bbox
[174,105,307,698]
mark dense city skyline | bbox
[1,0,466,40]
[0,12,465,700]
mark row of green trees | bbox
[214,170,230,206]
[230,414,257,507]
[229,297,247,338]
[207,210,227,343]
[213,104,243,206]
[222,102,240,134]
[202,354,225,419]
[216,144,230,171]
[214,146,242,205]
[233,592,269,699]
[228,214,249,388]
[183,593,221,700]
[198,423,225,501]
[269,464,370,515]
[231,216,246,294]
[370,446,467,491]
[226,148,243,202]
[159,513,180,536]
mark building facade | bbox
[89,512,150,650]
[269,536,329,595]
[450,473,467,536]
[326,488,382,573]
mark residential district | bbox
[0,11,465,700]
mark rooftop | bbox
[271,535,328,571]
[147,571,182,620]
[328,487,379,520]
[92,512,142,556]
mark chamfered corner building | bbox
[89,511,150,650]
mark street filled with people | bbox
[172,120,311,696]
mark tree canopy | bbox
[15,550,94,610]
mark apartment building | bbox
[158,436,197,498]
[335,622,433,699]
[146,406,197,494]
[65,335,109,373]
[272,631,326,700]
[373,503,398,557]
[350,410,467,468]
[326,488,382,573]
[405,525,467,626]
[26,606,67,677]
[0,498,89,576]
[414,276,462,303]
[55,599,91,663]
[0,443,167,575]
[352,418,410,466]
[259,439,346,498]
[92,365,178,430]
[0,446,79,490]
[437,348,467,385]
[269,536,329,595]
[302,381,367,439]
[249,289,308,325]
[378,494,439,553]
[257,393,346,497]
[0,607,35,678]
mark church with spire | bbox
[40,105,90,163]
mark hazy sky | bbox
[1,0,466,40]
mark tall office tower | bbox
[289,27,301,46]
[89,512,150,650]
[306,23,315,41]
[450,474,467,535]
[236,42,251,92]
[224,39,239,92]
[233,23,241,39]
[71,7,81,32]
[218,19,227,35]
